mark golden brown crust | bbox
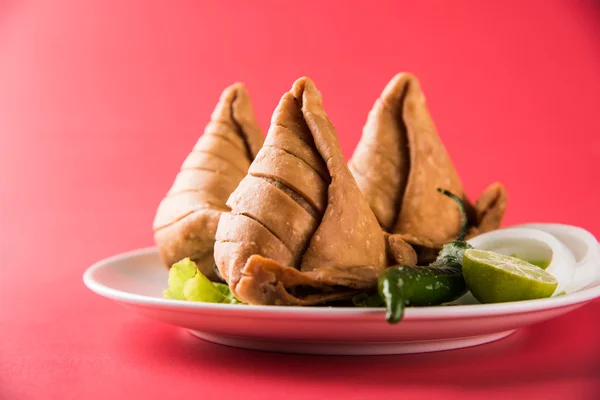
[348,77,409,230]
[214,77,386,305]
[249,146,328,213]
[153,191,226,231]
[350,73,506,256]
[467,182,508,239]
[391,74,464,244]
[227,175,319,266]
[236,255,359,306]
[153,83,264,280]
[385,233,418,266]
[154,207,223,276]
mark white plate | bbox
[83,234,600,355]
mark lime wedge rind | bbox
[467,227,576,295]
[466,250,558,285]
[463,249,559,304]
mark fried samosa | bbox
[153,83,264,280]
[214,77,387,305]
[349,73,507,258]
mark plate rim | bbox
[83,247,600,320]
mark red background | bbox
[1,1,599,399]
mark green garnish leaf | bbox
[164,258,197,300]
[213,283,244,304]
[164,258,243,304]
[183,272,227,302]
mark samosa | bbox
[349,73,506,261]
[214,77,387,305]
[153,83,264,280]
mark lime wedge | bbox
[463,249,558,303]
[528,259,551,269]
[510,254,551,270]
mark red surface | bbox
[1,1,600,398]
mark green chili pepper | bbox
[377,188,471,324]
[378,265,467,323]
[430,188,473,269]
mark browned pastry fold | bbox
[349,73,507,255]
[153,83,264,280]
[214,77,387,305]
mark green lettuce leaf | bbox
[213,283,243,304]
[164,258,243,304]
[163,258,197,300]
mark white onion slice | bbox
[467,227,576,295]
[519,224,600,293]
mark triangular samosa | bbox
[349,73,507,258]
[153,83,264,280]
[214,77,386,305]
